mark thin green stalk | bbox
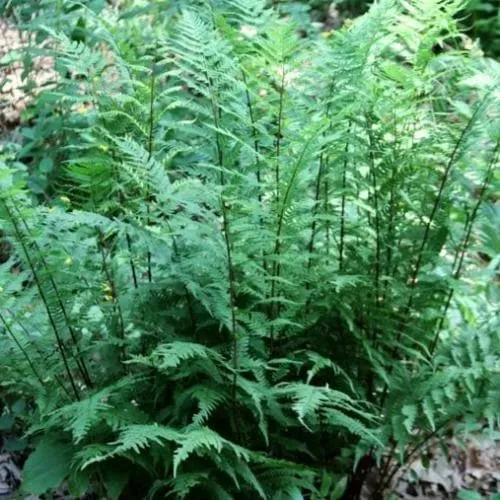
[269,135,318,347]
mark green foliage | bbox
[21,438,74,495]
[282,0,500,57]
[0,0,499,498]
[459,0,500,57]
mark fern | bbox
[173,427,249,476]
[1,0,499,497]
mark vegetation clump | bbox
[0,0,498,498]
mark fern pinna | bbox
[0,0,499,498]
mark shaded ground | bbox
[384,434,499,498]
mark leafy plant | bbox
[0,0,499,498]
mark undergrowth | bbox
[0,0,499,498]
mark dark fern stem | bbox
[367,125,381,312]
[270,138,314,350]
[404,95,490,317]
[383,159,397,299]
[8,311,72,399]
[167,220,198,336]
[268,63,287,349]
[242,70,263,205]
[2,201,80,400]
[111,149,138,289]
[126,233,139,289]
[97,229,125,343]
[339,121,352,271]
[379,95,491,409]
[322,84,335,260]
[324,178,331,256]
[377,419,451,495]
[205,65,239,409]
[0,312,45,387]
[430,141,499,354]
[307,152,326,269]
[385,119,417,291]
[14,206,93,388]
[308,88,334,269]
[146,56,157,284]
[112,151,139,290]
[242,69,267,274]
[305,152,326,314]
[275,62,286,205]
